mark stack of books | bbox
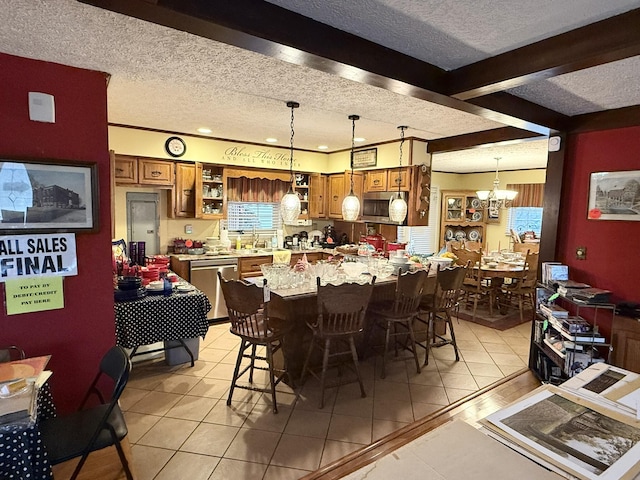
[548,316,606,344]
[556,279,591,297]
[539,303,569,321]
[541,262,568,285]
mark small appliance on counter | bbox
[361,233,385,252]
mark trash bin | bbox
[164,337,200,365]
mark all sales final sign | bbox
[0,233,78,282]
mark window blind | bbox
[226,202,282,232]
[397,186,439,255]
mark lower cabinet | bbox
[611,315,640,373]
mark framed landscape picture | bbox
[588,170,640,221]
[0,158,99,233]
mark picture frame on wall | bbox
[588,170,640,221]
[352,148,377,168]
[0,158,99,233]
[485,198,501,224]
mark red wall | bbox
[557,126,640,336]
[0,53,114,413]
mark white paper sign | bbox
[0,233,78,282]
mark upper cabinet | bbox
[387,167,411,191]
[114,155,174,187]
[293,173,310,220]
[440,190,485,248]
[364,170,387,192]
[169,163,196,218]
[196,163,225,219]
[309,173,327,218]
[328,171,364,219]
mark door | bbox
[126,192,160,255]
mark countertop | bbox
[170,248,335,262]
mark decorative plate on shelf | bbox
[467,229,481,241]
[471,211,482,222]
[454,230,466,241]
[471,198,481,209]
[445,228,455,241]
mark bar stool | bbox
[218,272,291,413]
[300,277,376,408]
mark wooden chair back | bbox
[218,272,271,339]
[316,277,376,336]
[392,270,429,316]
[451,247,481,267]
[445,240,462,252]
[513,243,540,254]
[433,265,467,311]
[464,240,482,252]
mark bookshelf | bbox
[529,283,615,382]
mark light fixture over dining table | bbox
[280,101,301,223]
[476,157,518,209]
[389,125,408,223]
[342,114,361,222]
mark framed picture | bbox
[352,148,377,168]
[486,198,501,224]
[588,170,640,221]
[0,158,99,232]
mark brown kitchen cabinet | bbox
[238,255,272,279]
[328,171,364,219]
[113,155,174,187]
[388,167,411,191]
[196,163,225,219]
[440,190,485,249]
[364,170,387,192]
[611,315,640,373]
[168,163,196,218]
[293,173,310,220]
[309,173,327,218]
[113,155,137,184]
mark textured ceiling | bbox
[0,0,638,172]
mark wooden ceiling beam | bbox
[427,127,543,154]
[569,104,640,134]
[448,8,640,100]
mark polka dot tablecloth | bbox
[114,287,212,349]
[0,384,56,480]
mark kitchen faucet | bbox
[252,226,259,248]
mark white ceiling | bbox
[1,0,638,172]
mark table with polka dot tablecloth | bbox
[114,287,212,350]
[0,384,56,480]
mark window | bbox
[226,202,282,232]
[506,207,543,237]
[397,186,439,255]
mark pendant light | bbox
[342,114,361,221]
[476,157,518,209]
[389,126,409,223]
[280,101,301,223]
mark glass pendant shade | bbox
[280,188,301,223]
[341,191,360,222]
[389,193,408,223]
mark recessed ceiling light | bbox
[266,138,278,143]
[197,127,212,134]
[354,137,366,142]
[318,145,329,150]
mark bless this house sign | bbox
[0,233,78,281]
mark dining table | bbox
[475,263,526,314]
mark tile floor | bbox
[121,319,532,480]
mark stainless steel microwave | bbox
[361,191,407,224]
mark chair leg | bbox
[381,320,392,379]
[423,315,433,366]
[518,294,524,323]
[69,453,90,480]
[472,294,479,320]
[319,338,331,409]
[407,319,421,374]
[266,342,278,414]
[300,334,316,385]
[113,437,134,480]
[227,339,245,406]
[446,313,460,361]
[349,336,366,398]
[249,344,257,383]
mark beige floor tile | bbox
[374,381,411,403]
[429,346,459,362]
[188,377,231,398]
[327,414,372,444]
[489,352,526,367]
[412,401,444,420]
[199,347,233,363]
[153,373,202,394]
[455,339,487,351]
[434,358,471,375]
[137,417,199,450]
[213,335,242,350]
[459,349,494,364]
[474,375,503,389]
[203,399,254,427]
[372,398,415,423]
[169,359,215,377]
[408,384,449,406]
[499,364,527,376]
[270,434,325,471]
[407,369,443,387]
[333,384,374,418]
[372,419,409,442]
[481,342,516,354]
[440,372,479,390]
[445,387,477,403]
[263,464,312,480]
[244,404,293,432]
[126,390,183,416]
[375,359,410,383]
[154,451,220,480]
[465,362,504,378]
[209,458,268,480]
[475,330,507,343]
[127,371,171,391]
[123,411,162,444]
[285,408,332,438]
[224,427,281,463]
[205,362,239,380]
[294,382,338,411]
[180,422,240,456]
[130,444,174,480]
[120,387,150,411]
[321,439,364,467]
[164,394,218,421]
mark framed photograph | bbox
[0,158,98,232]
[588,170,640,221]
[482,386,640,480]
[352,148,377,168]
[485,198,501,224]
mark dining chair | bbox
[502,252,540,322]
[369,270,428,379]
[39,346,133,480]
[513,242,540,254]
[417,265,466,366]
[463,240,483,252]
[0,345,26,363]
[301,277,375,408]
[218,272,291,413]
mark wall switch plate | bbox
[185,224,193,234]
[576,246,587,260]
[28,92,55,123]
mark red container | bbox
[386,242,407,253]
[361,233,385,252]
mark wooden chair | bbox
[445,240,462,252]
[417,265,467,366]
[369,270,428,378]
[502,252,540,322]
[464,240,483,252]
[0,345,26,363]
[513,242,540,254]
[301,277,375,408]
[40,346,133,480]
[218,272,291,413]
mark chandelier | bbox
[342,114,361,221]
[476,157,518,209]
[389,126,408,223]
[280,101,301,223]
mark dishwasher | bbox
[189,258,239,321]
